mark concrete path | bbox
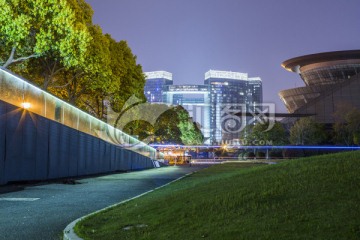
[0,165,207,240]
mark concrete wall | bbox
[0,100,155,185]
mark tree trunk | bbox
[2,47,16,68]
[3,46,39,68]
[43,74,51,90]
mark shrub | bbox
[256,151,266,159]
[246,152,256,159]
[282,148,305,159]
[269,150,283,159]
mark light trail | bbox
[150,144,360,150]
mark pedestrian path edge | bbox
[63,171,196,240]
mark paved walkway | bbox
[0,165,207,240]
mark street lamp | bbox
[21,102,31,109]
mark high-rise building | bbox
[144,70,263,145]
[204,70,262,144]
[163,85,211,144]
[144,71,173,103]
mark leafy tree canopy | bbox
[0,0,152,140]
[0,0,91,69]
[333,103,360,146]
[241,121,288,146]
[177,108,203,145]
[289,117,327,145]
[154,106,203,145]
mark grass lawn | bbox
[75,152,360,240]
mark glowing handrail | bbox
[0,68,156,158]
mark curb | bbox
[63,171,196,240]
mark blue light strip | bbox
[149,144,360,150]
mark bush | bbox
[282,148,305,159]
[269,150,283,159]
[256,151,266,159]
[237,151,246,160]
[246,152,256,159]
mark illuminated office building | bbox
[163,85,211,144]
[144,70,263,144]
[144,71,173,103]
[204,70,262,144]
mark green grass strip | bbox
[75,152,360,240]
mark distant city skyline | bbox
[86,0,360,112]
[144,70,262,144]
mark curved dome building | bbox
[279,50,360,123]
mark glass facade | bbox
[163,85,211,144]
[288,74,360,123]
[204,70,262,144]
[279,86,326,113]
[144,71,173,103]
[301,64,360,86]
[280,50,360,123]
[145,70,263,145]
[0,69,157,158]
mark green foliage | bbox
[289,117,327,145]
[104,40,145,110]
[0,0,199,144]
[333,106,360,145]
[154,106,183,144]
[0,0,148,124]
[109,102,168,143]
[241,121,288,145]
[75,151,360,240]
[122,120,155,141]
[246,151,256,159]
[74,27,115,119]
[151,106,203,145]
[177,108,203,145]
[346,109,360,145]
[268,150,283,158]
[256,151,266,158]
[113,104,203,145]
[0,0,91,68]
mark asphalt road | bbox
[0,165,208,240]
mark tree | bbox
[111,101,167,143]
[110,41,146,111]
[122,120,155,141]
[242,121,288,146]
[289,117,327,145]
[238,122,287,159]
[151,106,204,145]
[333,105,360,146]
[347,110,360,145]
[0,0,91,71]
[177,109,203,145]
[0,0,150,128]
[70,27,115,119]
[153,106,185,144]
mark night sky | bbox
[85,0,360,112]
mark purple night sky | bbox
[85,0,360,112]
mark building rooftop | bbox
[281,50,360,73]
[205,70,249,81]
[144,71,173,81]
